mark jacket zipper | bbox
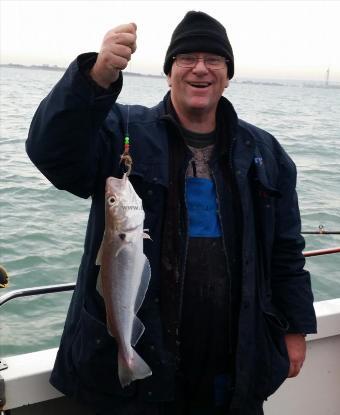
[229,136,237,171]
[176,157,193,347]
[210,168,233,354]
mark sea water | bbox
[0,67,339,357]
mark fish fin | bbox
[134,256,151,314]
[143,229,152,240]
[131,316,145,346]
[114,241,127,257]
[107,323,117,338]
[118,348,152,388]
[96,241,104,265]
[96,271,103,297]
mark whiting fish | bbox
[96,173,152,387]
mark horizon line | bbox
[1,63,340,85]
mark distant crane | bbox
[325,67,330,86]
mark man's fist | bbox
[90,23,137,89]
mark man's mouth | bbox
[188,82,212,89]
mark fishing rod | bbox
[302,231,340,235]
[301,225,340,235]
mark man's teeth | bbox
[190,82,210,88]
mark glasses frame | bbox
[172,54,229,70]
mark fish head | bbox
[104,174,145,243]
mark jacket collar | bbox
[160,92,239,158]
[157,92,279,195]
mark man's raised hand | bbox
[90,23,137,89]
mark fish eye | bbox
[108,196,116,206]
[119,233,126,241]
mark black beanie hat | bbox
[163,11,234,79]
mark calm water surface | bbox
[0,67,339,357]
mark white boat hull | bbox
[1,299,340,414]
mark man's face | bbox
[167,52,229,119]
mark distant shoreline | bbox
[1,63,340,89]
[0,63,165,79]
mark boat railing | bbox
[0,246,340,308]
[0,282,76,307]
[303,246,340,257]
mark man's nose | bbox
[192,58,209,73]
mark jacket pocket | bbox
[254,310,290,400]
[71,305,135,397]
[130,161,168,189]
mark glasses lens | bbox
[175,54,226,69]
[176,54,196,67]
[205,57,225,69]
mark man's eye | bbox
[182,56,195,64]
[206,58,220,65]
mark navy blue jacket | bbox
[26,55,317,413]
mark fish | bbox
[96,173,152,387]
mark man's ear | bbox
[166,72,172,87]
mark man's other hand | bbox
[285,333,306,378]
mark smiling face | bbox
[167,52,229,129]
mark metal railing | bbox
[0,248,339,307]
[1,222,340,308]
[0,283,76,307]
[304,247,340,257]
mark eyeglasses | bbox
[173,54,228,70]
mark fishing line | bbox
[126,104,130,138]
[120,59,133,175]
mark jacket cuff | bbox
[76,52,123,100]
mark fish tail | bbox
[118,349,152,387]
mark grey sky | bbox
[1,0,340,81]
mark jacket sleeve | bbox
[271,150,317,334]
[26,53,122,198]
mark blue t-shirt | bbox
[185,177,222,237]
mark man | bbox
[26,11,316,415]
